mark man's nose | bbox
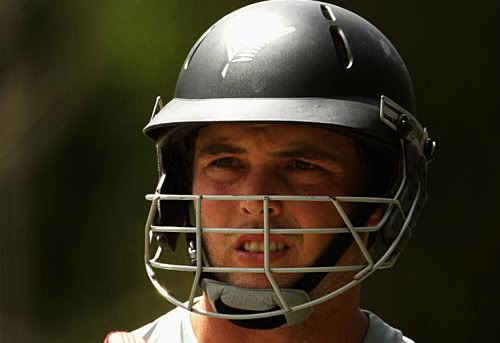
[239,198,282,217]
[238,168,283,217]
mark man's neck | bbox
[190,287,368,343]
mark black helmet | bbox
[143,0,436,329]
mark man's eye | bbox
[210,157,240,168]
[288,160,317,170]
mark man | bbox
[106,1,436,342]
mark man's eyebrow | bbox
[196,141,346,163]
[197,142,246,157]
[272,145,345,163]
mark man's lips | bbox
[233,234,292,252]
[232,234,291,265]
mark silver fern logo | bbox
[221,25,296,78]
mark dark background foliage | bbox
[1,0,498,342]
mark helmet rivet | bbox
[397,115,413,137]
[424,138,436,161]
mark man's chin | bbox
[215,273,301,289]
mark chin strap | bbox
[202,278,312,329]
[197,234,354,330]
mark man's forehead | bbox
[194,123,356,159]
[196,123,353,144]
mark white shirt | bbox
[132,306,415,343]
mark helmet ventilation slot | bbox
[329,25,353,69]
[320,4,337,21]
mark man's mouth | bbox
[241,241,288,253]
[231,235,292,266]
[234,235,291,254]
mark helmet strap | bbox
[201,278,312,329]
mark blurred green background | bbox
[1,0,499,342]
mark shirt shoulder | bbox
[363,311,414,343]
[131,306,198,343]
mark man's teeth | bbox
[242,241,286,253]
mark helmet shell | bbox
[145,0,415,143]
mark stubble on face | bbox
[192,124,368,289]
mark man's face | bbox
[192,124,367,289]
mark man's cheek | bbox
[202,234,218,265]
[201,202,231,227]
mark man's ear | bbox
[366,206,383,227]
[363,206,383,247]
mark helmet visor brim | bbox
[144,97,397,146]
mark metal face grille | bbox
[143,189,420,320]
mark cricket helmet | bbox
[142,0,436,329]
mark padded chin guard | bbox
[202,278,313,330]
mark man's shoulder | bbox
[363,311,415,343]
[131,306,197,343]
